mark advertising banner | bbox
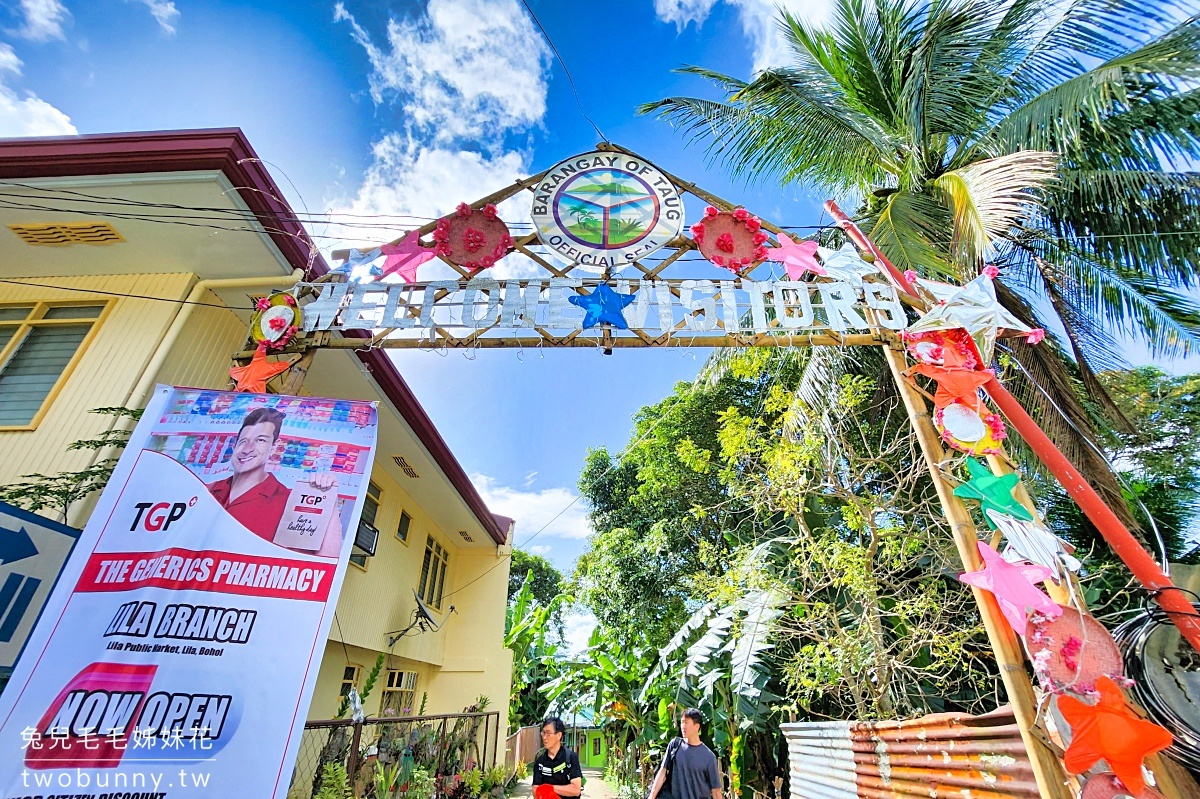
[0,385,378,798]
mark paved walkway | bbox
[512,768,616,799]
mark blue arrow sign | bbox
[0,526,38,566]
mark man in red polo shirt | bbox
[208,407,338,552]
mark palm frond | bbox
[933,150,1058,265]
[866,189,958,277]
[1048,169,1200,284]
[985,17,1200,155]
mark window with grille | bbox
[396,509,411,543]
[0,303,105,427]
[593,736,601,756]
[350,481,382,569]
[380,669,419,716]
[339,664,361,698]
[417,535,449,609]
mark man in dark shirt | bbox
[532,717,582,797]
[647,709,722,799]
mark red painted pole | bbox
[985,377,1200,652]
[824,199,1200,653]
[823,201,920,297]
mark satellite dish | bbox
[413,588,438,629]
[386,590,442,647]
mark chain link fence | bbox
[286,711,501,799]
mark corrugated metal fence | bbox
[783,706,1035,799]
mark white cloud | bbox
[654,0,720,31]
[653,0,834,73]
[526,544,551,556]
[562,608,598,655]
[13,0,67,42]
[128,0,180,35]
[329,0,550,268]
[0,43,75,136]
[470,473,591,541]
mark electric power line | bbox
[518,0,608,145]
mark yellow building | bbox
[0,129,513,742]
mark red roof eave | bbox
[0,128,507,546]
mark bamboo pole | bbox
[882,344,1072,799]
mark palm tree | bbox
[643,0,1200,526]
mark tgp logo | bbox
[130,496,197,532]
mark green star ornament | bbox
[953,458,1034,529]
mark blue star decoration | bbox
[329,247,383,280]
[569,283,635,329]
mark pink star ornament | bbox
[379,230,437,283]
[765,233,826,280]
[959,541,1062,635]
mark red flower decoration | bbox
[691,222,706,244]
[268,316,287,331]
[255,298,272,312]
[455,202,472,218]
[716,232,735,253]
[704,206,719,218]
[733,208,749,221]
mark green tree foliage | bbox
[567,349,999,799]
[1040,367,1200,611]
[644,0,1200,523]
[507,550,564,607]
[574,353,803,646]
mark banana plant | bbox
[505,571,565,729]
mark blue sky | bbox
[0,0,842,589]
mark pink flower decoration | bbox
[255,298,272,312]
[983,265,1000,279]
[904,270,919,283]
[284,294,296,306]
[733,208,749,221]
[690,222,706,244]
[462,227,486,253]
[455,202,471,218]
[268,316,287,331]
[715,232,736,253]
[481,255,495,267]
[752,231,768,245]
[482,204,498,220]
[1027,328,1045,345]
[746,218,761,233]
[712,255,725,266]
[753,246,767,261]
[704,206,719,218]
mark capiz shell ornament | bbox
[935,400,1005,455]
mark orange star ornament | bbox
[228,346,292,393]
[1058,676,1173,794]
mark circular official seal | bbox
[531,151,684,273]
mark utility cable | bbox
[518,0,607,144]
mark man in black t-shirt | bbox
[532,717,583,797]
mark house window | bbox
[380,669,419,716]
[339,664,361,698]
[396,510,411,543]
[0,303,105,427]
[593,736,601,757]
[417,535,449,609]
[350,481,382,569]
